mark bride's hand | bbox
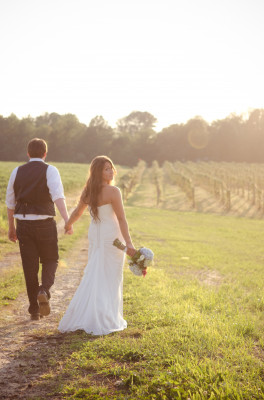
[126,245,137,257]
[66,226,74,235]
[65,223,73,235]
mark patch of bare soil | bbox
[0,234,88,400]
[193,269,223,286]
[253,344,264,362]
[227,192,264,218]
[174,265,223,287]
[165,185,264,218]
[194,187,226,215]
[0,251,21,273]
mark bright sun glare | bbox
[0,0,264,130]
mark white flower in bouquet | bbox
[143,259,153,267]
[140,248,154,259]
[113,239,154,277]
[129,264,144,276]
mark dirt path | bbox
[0,232,89,400]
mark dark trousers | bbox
[16,218,59,315]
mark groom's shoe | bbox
[30,313,41,320]
[37,290,50,316]
[30,313,44,320]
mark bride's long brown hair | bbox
[81,155,116,221]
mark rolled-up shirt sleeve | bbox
[46,165,65,202]
[5,167,18,209]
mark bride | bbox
[58,156,136,335]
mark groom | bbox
[6,138,72,320]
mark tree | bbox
[1,114,25,161]
[89,115,110,129]
[154,124,185,163]
[72,116,114,163]
[2,109,264,164]
[244,109,264,162]
[45,113,86,161]
[116,111,157,135]
[184,116,210,160]
[210,113,243,161]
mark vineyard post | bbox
[191,187,195,208]
[247,181,251,201]
[252,184,256,205]
[256,188,262,210]
[225,190,231,211]
[242,181,245,198]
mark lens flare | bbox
[188,129,209,149]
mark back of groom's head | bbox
[28,138,48,158]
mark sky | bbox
[0,0,264,131]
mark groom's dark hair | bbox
[27,138,48,158]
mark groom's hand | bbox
[8,227,17,242]
[65,225,73,235]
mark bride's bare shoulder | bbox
[111,185,121,192]
[100,185,121,203]
[108,185,122,199]
[102,185,119,192]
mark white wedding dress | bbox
[58,203,127,335]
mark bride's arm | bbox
[111,187,136,256]
[65,198,87,233]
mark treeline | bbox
[1,109,264,165]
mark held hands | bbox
[64,221,74,235]
[65,226,74,235]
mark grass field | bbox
[0,161,264,399]
[16,207,264,399]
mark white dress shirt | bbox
[6,158,65,220]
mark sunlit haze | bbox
[1,0,264,131]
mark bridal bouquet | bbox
[113,238,154,277]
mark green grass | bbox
[20,207,264,399]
